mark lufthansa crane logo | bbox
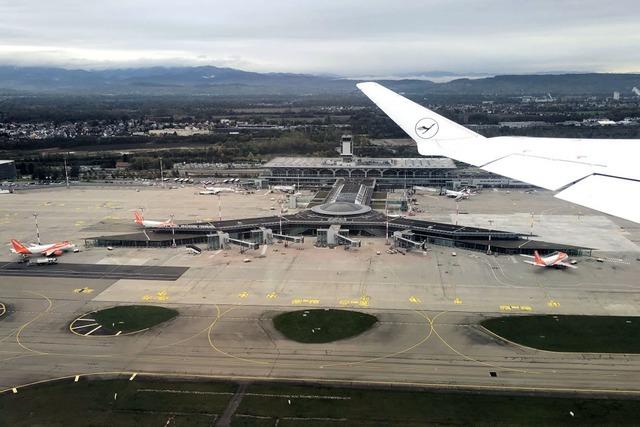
[415,118,439,139]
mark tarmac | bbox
[0,185,639,394]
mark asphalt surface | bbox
[1,280,640,396]
[0,186,639,395]
[0,262,188,281]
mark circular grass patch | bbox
[273,309,377,343]
[482,315,640,353]
[94,305,178,333]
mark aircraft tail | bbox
[356,82,484,157]
[10,239,30,255]
[134,211,144,225]
[533,250,544,265]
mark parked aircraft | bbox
[200,185,237,195]
[521,250,577,269]
[134,211,175,228]
[271,184,296,194]
[358,82,640,224]
[443,188,473,201]
[10,239,75,258]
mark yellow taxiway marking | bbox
[500,304,533,312]
[16,291,53,355]
[321,310,438,368]
[73,287,94,294]
[142,290,169,302]
[339,295,370,308]
[266,292,278,299]
[547,300,560,308]
[291,298,319,305]
[409,296,421,304]
[238,291,249,299]
[454,297,462,305]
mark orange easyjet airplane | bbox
[520,250,577,269]
[134,211,175,228]
[10,239,76,258]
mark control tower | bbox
[340,134,353,162]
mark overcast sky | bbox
[1,0,639,75]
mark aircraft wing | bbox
[558,262,578,269]
[521,260,543,266]
[357,82,640,223]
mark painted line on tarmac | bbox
[4,370,640,397]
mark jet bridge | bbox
[273,233,305,244]
[316,224,361,248]
[392,230,424,250]
[228,237,259,250]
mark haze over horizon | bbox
[1,1,639,76]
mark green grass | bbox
[93,305,178,333]
[0,379,235,427]
[234,383,640,426]
[482,315,640,353]
[3,379,640,426]
[273,309,377,343]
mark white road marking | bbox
[84,325,102,336]
[71,322,99,330]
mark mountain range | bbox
[0,65,639,96]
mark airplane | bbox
[10,239,76,258]
[521,250,577,269]
[357,82,640,224]
[134,211,175,228]
[200,185,237,195]
[270,184,296,194]
[443,188,473,201]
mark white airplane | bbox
[357,82,640,224]
[521,250,577,269]
[271,184,296,194]
[443,188,473,201]
[134,211,175,228]
[10,239,76,258]
[200,186,237,195]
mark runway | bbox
[0,262,188,281]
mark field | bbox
[93,305,178,333]
[273,309,378,343]
[482,315,640,353]
[2,379,640,426]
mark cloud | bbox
[0,0,639,74]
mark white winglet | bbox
[358,82,640,224]
[356,82,483,158]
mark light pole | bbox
[159,158,164,188]
[487,219,494,255]
[33,213,41,244]
[170,214,176,248]
[385,199,389,245]
[64,157,70,189]
[217,194,222,222]
[530,212,534,236]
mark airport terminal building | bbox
[263,156,457,189]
